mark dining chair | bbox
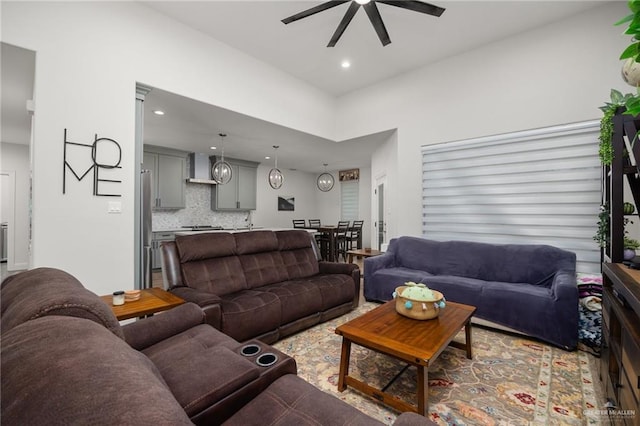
[308,219,321,227]
[335,221,350,262]
[348,220,364,250]
[292,219,306,228]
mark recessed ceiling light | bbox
[152,110,165,116]
[265,156,271,160]
[341,60,351,69]
[355,0,370,4]
[210,146,217,150]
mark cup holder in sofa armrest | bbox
[256,353,278,367]
[240,344,262,357]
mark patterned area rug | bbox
[273,303,604,425]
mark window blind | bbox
[421,120,601,273]
[341,181,359,222]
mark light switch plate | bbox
[108,201,122,213]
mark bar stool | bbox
[335,221,350,262]
[348,220,364,250]
[309,219,329,260]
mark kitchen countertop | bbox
[152,226,263,233]
[173,227,315,236]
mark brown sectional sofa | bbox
[1,267,435,425]
[162,229,360,343]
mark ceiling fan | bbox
[282,0,445,47]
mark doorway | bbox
[375,175,387,250]
[1,43,35,276]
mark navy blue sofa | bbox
[364,237,578,350]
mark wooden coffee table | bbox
[100,288,184,321]
[335,300,476,416]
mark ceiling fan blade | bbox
[327,2,360,47]
[377,0,445,17]
[282,1,350,24]
[363,2,391,46]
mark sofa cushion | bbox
[155,345,261,417]
[221,290,282,342]
[395,237,575,284]
[176,232,237,261]
[239,252,290,288]
[223,374,385,426]
[277,230,320,279]
[1,316,192,425]
[181,256,249,295]
[0,267,123,339]
[259,280,323,324]
[235,230,279,254]
[275,230,313,251]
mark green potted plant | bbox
[594,202,610,248]
[598,1,640,165]
[599,90,637,165]
[616,0,640,115]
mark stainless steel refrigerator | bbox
[140,169,152,289]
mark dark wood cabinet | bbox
[601,263,640,425]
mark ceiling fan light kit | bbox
[282,0,445,47]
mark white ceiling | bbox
[143,1,605,96]
[2,1,607,174]
[143,87,393,172]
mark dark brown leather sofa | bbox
[162,229,360,343]
[1,267,434,426]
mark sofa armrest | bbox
[550,270,578,301]
[122,302,205,350]
[318,261,358,275]
[169,286,222,329]
[393,412,438,425]
[319,262,361,308]
[364,252,395,278]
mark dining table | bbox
[304,225,362,262]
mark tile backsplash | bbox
[152,183,250,230]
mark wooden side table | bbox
[100,288,184,321]
[346,248,383,264]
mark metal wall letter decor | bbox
[63,128,122,196]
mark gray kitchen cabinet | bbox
[211,157,258,211]
[151,231,176,269]
[143,147,186,209]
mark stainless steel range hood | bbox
[186,153,218,184]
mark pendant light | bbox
[268,145,284,189]
[211,133,232,185]
[317,163,335,192]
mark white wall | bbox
[0,142,30,270]
[253,165,319,228]
[2,1,629,293]
[337,2,630,240]
[1,1,337,295]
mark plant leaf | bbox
[616,13,634,25]
[612,89,625,104]
[620,42,640,59]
